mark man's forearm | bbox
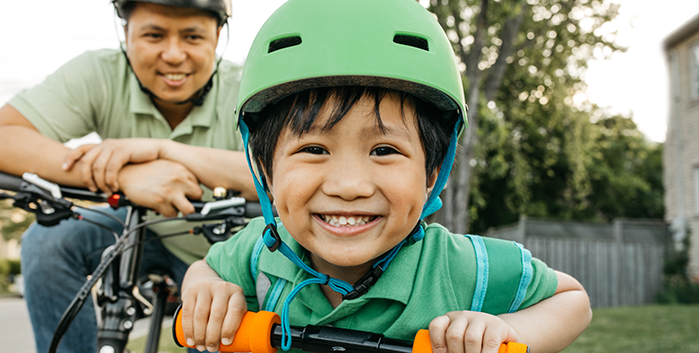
[0,125,86,187]
[159,140,257,200]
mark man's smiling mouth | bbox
[164,73,187,81]
[319,214,377,227]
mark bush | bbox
[0,258,20,277]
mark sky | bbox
[1,0,697,143]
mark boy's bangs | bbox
[284,87,393,137]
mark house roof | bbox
[664,14,699,51]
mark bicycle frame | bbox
[0,171,256,353]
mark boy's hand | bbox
[181,261,248,352]
[428,311,520,353]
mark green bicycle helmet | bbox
[237,0,466,127]
[112,0,232,26]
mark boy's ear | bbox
[426,169,439,197]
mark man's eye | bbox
[371,147,399,156]
[186,35,203,40]
[145,33,162,39]
[300,146,328,155]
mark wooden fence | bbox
[487,217,672,308]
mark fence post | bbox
[613,219,624,306]
[517,214,527,246]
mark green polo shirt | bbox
[206,218,558,343]
[9,48,243,263]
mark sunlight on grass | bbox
[564,304,699,352]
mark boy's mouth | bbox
[318,214,377,227]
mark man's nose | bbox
[161,38,186,65]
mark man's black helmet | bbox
[112,0,232,26]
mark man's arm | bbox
[0,104,88,186]
[62,138,257,200]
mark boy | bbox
[180,0,592,352]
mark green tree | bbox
[428,0,624,232]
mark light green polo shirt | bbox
[9,48,243,263]
[206,218,558,343]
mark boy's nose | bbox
[322,161,375,200]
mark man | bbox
[0,0,254,351]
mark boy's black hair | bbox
[246,86,457,186]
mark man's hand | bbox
[62,138,165,194]
[117,159,203,217]
[428,311,520,353]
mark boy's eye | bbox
[300,146,328,155]
[371,146,399,156]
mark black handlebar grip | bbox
[0,171,23,192]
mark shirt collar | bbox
[257,223,421,316]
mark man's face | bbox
[124,2,220,104]
[269,93,435,281]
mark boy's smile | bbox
[269,92,436,283]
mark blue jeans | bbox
[21,207,196,353]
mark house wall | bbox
[664,23,699,278]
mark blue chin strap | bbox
[238,117,461,351]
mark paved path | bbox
[0,296,158,353]
[0,296,35,353]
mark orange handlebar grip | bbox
[174,309,281,353]
[413,329,529,353]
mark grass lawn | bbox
[564,304,699,352]
[128,304,699,353]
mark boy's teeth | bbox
[165,73,185,81]
[322,215,372,227]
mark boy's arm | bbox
[429,271,591,353]
[180,260,249,352]
[498,271,592,352]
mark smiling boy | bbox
[179,0,592,352]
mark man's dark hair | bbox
[246,86,457,186]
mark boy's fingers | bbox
[220,296,247,345]
[481,327,507,353]
[204,295,231,352]
[428,315,451,353]
[462,319,486,353]
[180,296,197,347]
[444,313,469,353]
[192,292,213,349]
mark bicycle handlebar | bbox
[172,307,529,353]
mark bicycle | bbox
[171,308,530,353]
[0,170,261,353]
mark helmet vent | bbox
[268,36,303,53]
[393,34,429,51]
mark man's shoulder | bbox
[63,48,125,71]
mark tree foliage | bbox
[428,0,663,233]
